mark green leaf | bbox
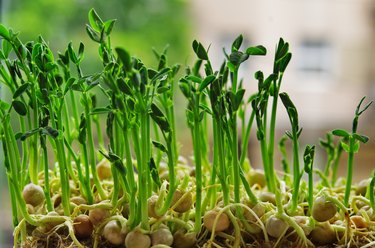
[42,126,59,139]
[233,89,246,111]
[353,140,360,153]
[356,96,373,116]
[341,141,350,153]
[279,52,292,72]
[13,83,30,99]
[229,51,249,66]
[256,129,264,140]
[279,92,296,110]
[152,115,170,133]
[332,129,350,138]
[20,128,40,141]
[187,75,202,84]
[67,42,78,64]
[157,85,170,94]
[90,107,111,115]
[150,67,170,85]
[1,39,12,58]
[14,132,23,140]
[151,103,164,118]
[12,100,27,116]
[246,45,267,56]
[64,78,76,95]
[231,34,243,52]
[117,78,132,95]
[113,159,126,175]
[88,8,104,32]
[199,75,215,92]
[0,100,10,111]
[199,103,212,115]
[275,38,289,60]
[227,61,235,72]
[0,24,10,40]
[303,145,315,173]
[78,42,85,60]
[192,40,208,60]
[115,47,132,72]
[104,19,116,35]
[179,80,191,98]
[353,133,369,143]
[86,25,100,43]
[152,141,167,153]
[78,114,87,144]
[149,157,161,188]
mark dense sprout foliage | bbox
[0,9,374,248]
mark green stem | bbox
[81,143,93,204]
[1,137,19,227]
[259,137,273,192]
[331,145,343,186]
[369,173,375,214]
[64,138,92,203]
[290,127,300,213]
[239,111,255,167]
[55,135,70,215]
[94,115,104,150]
[69,91,80,130]
[155,134,176,216]
[344,138,355,207]
[308,170,313,215]
[231,69,240,204]
[267,75,282,188]
[153,121,162,165]
[84,93,106,200]
[139,112,150,230]
[123,128,136,192]
[19,117,28,188]
[2,117,38,225]
[193,95,202,233]
[41,139,53,212]
[8,180,19,227]
[28,84,39,185]
[208,119,219,209]
[217,120,229,205]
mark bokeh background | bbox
[1,0,375,246]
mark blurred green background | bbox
[3,0,191,69]
[0,0,191,246]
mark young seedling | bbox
[368,171,375,215]
[304,145,315,214]
[179,41,213,232]
[280,92,303,214]
[279,134,291,185]
[332,96,372,207]
[225,35,267,204]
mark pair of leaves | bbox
[86,9,116,43]
[0,24,10,41]
[279,92,299,129]
[192,40,208,60]
[332,129,369,153]
[274,38,292,74]
[332,129,369,143]
[150,103,170,133]
[226,89,245,113]
[18,126,59,141]
[67,42,84,65]
[304,145,315,173]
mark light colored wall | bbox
[190,0,375,129]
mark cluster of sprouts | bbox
[0,9,374,248]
